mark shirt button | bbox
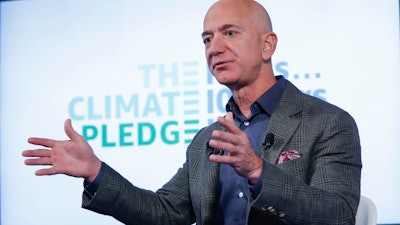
[238,192,244,198]
[244,121,250,126]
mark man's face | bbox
[202,2,264,89]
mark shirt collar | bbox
[226,75,287,116]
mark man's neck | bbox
[231,76,277,118]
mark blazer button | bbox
[261,205,269,211]
[267,206,275,213]
[278,211,285,218]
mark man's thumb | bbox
[64,118,80,140]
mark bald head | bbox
[204,0,273,34]
[202,0,278,92]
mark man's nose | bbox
[207,35,225,56]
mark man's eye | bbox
[226,31,236,36]
[203,37,211,45]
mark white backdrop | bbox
[1,0,399,224]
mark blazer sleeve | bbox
[81,160,195,225]
[250,98,362,225]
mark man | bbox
[23,0,362,224]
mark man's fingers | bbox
[208,138,238,155]
[35,168,57,176]
[22,149,51,158]
[225,111,234,121]
[217,112,240,134]
[209,153,234,164]
[24,157,53,166]
[27,137,56,148]
[211,128,240,146]
[23,149,53,166]
[26,118,78,148]
[64,118,81,141]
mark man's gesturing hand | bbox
[22,119,102,183]
[208,112,263,184]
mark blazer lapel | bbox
[261,81,303,164]
[262,112,301,164]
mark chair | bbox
[355,195,377,225]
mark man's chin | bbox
[214,78,235,88]
[213,71,232,83]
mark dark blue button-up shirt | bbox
[214,76,286,225]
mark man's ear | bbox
[262,32,278,60]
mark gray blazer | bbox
[82,81,362,225]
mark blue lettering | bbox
[207,89,214,113]
[207,68,214,84]
[143,93,161,116]
[162,92,180,116]
[69,97,84,120]
[138,64,156,88]
[105,95,111,119]
[275,61,289,78]
[159,63,178,87]
[119,123,134,146]
[116,94,139,118]
[102,124,116,147]
[313,89,326,101]
[161,121,179,144]
[88,96,102,120]
[138,122,156,145]
[217,88,231,113]
[82,125,97,140]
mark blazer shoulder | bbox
[186,122,223,155]
[280,81,355,119]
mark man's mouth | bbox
[212,60,231,70]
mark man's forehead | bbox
[202,23,242,37]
